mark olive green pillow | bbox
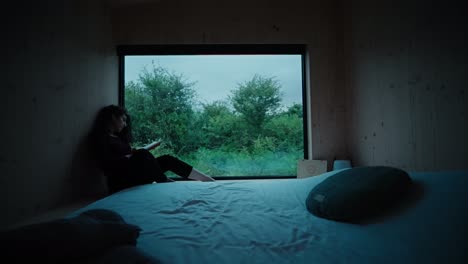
[306,166,413,223]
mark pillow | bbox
[306,166,413,223]
[0,209,141,263]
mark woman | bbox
[89,104,215,194]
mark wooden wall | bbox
[1,0,117,228]
[343,0,467,171]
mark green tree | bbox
[125,65,198,155]
[229,74,282,132]
[198,100,247,151]
[125,66,304,177]
[264,114,303,151]
[125,81,153,145]
[285,103,303,118]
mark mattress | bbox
[69,170,468,263]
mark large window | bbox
[118,45,308,179]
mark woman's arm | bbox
[124,140,160,157]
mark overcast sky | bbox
[124,55,303,108]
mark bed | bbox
[3,169,467,263]
[64,168,468,264]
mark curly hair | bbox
[89,104,133,145]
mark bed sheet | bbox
[70,170,468,264]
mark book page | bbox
[143,140,161,150]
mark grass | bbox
[179,148,302,177]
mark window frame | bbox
[117,44,309,180]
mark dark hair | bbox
[89,104,133,145]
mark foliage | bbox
[229,74,282,133]
[125,65,304,176]
[125,66,198,155]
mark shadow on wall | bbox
[65,130,109,205]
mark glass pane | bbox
[124,55,303,177]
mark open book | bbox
[142,140,162,151]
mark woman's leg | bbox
[129,149,169,183]
[156,154,215,181]
[156,154,193,178]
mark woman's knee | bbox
[133,149,153,158]
[129,149,155,167]
[157,154,175,163]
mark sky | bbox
[124,55,303,108]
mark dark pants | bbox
[107,149,193,194]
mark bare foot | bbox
[188,169,216,181]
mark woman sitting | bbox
[89,104,214,194]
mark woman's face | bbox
[110,114,127,133]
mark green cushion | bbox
[306,166,413,223]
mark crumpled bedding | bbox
[1,209,160,263]
[69,170,468,264]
